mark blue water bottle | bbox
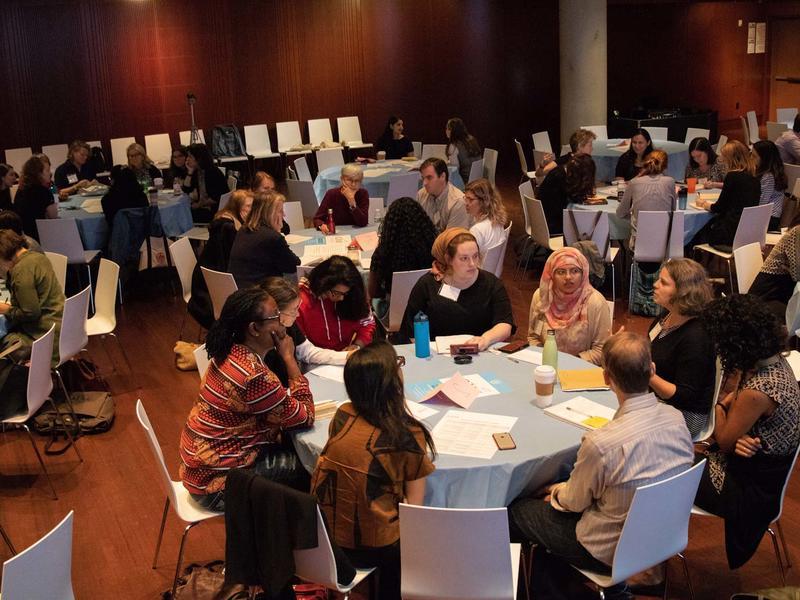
[413,311,431,359]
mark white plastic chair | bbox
[294,505,376,599]
[524,195,564,253]
[276,121,310,155]
[747,110,761,144]
[468,158,485,184]
[168,238,195,305]
[532,131,553,154]
[562,209,619,299]
[412,141,422,159]
[645,126,669,141]
[294,156,313,182]
[283,201,305,231]
[44,251,67,292]
[243,124,280,160]
[693,358,722,443]
[629,211,685,309]
[308,118,335,146]
[218,191,232,212]
[135,400,223,598]
[0,511,75,600]
[1,325,80,500]
[684,128,711,144]
[785,164,800,198]
[733,241,764,293]
[514,181,535,279]
[41,144,69,165]
[387,268,429,333]
[368,197,384,224]
[767,121,790,141]
[85,259,132,372]
[713,134,728,153]
[336,116,372,149]
[420,144,447,161]
[777,108,798,125]
[560,144,571,157]
[1,521,15,555]
[54,287,91,408]
[144,133,172,168]
[4,147,32,174]
[286,179,321,221]
[786,282,800,338]
[316,148,344,173]
[110,137,136,167]
[514,139,536,182]
[201,267,238,320]
[694,203,771,293]
[399,504,520,600]
[178,129,206,146]
[193,343,209,379]
[572,461,705,599]
[581,125,608,140]
[483,148,498,185]
[36,218,99,312]
[386,172,420,206]
[482,221,512,278]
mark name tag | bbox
[438,283,461,302]
[649,322,662,341]
[67,174,78,184]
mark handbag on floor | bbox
[32,391,115,437]
[164,561,249,600]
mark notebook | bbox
[544,396,616,430]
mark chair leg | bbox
[54,368,80,428]
[520,543,534,600]
[0,522,16,555]
[678,552,693,600]
[171,521,200,599]
[86,264,95,315]
[108,332,133,373]
[152,497,170,568]
[726,258,734,295]
[47,397,83,462]
[767,527,787,586]
[776,519,792,569]
[22,424,58,500]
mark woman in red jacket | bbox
[296,255,375,351]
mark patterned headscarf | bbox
[538,247,594,329]
[430,227,474,280]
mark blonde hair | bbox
[720,140,755,175]
[126,143,154,168]
[640,149,669,176]
[569,129,597,152]
[341,164,363,180]
[465,178,508,227]
[215,189,252,226]
[245,191,285,232]
[67,140,90,163]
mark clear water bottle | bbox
[374,207,383,224]
[413,311,431,358]
[542,329,558,370]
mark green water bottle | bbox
[542,329,558,370]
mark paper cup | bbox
[377,151,386,161]
[534,365,556,408]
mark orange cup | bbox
[686,178,697,194]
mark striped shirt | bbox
[550,392,694,565]
[758,172,785,218]
[179,343,314,495]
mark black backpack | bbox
[89,146,108,173]
[33,391,115,437]
[211,125,246,158]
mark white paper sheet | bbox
[308,365,345,383]
[435,335,473,354]
[326,235,352,245]
[363,168,397,178]
[285,234,313,245]
[508,348,543,365]
[406,400,439,420]
[354,231,379,252]
[544,396,616,430]
[438,373,500,398]
[80,198,103,213]
[302,244,348,265]
[431,410,518,459]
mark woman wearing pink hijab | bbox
[527,247,611,365]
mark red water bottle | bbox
[326,208,336,234]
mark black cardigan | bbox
[707,171,760,248]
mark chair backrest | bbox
[201,267,238,320]
[581,125,608,139]
[4,147,32,174]
[560,144,571,157]
[308,118,334,146]
[607,300,615,327]
[316,148,344,173]
[295,156,313,182]
[482,236,510,279]
[562,209,613,261]
[747,110,761,144]
[609,460,706,583]
[36,219,86,263]
[388,268,429,332]
[489,221,512,277]
[286,179,321,220]
[733,241,763,293]
[144,133,172,167]
[524,195,555,249]
[25,325,55,419]
[714,134,728,153]
[44,251,68,292]
[386,172,420,206]
[336,116,365,144]
[0,510,74,600]
[41,144,69,165]
[399,504,515,600]
[276,121,304,152]
[293,505,344,590]
[693,358,722,442]
[684,128,711,145]
[110,137,136,167]
[226,174,237,192]
[483,148,498,185]
[194,343,210,379]
[785,164,800,197]
[633,211,684,262]
[514,139,530,177]
[775,440,800,522]
[777,108,798,125]
[243,124,274,156]
[786,282,800,337]
[92,258,120,330]
[135,400,181,506]
[283,201,305,231]
[518,181,533,236]
[368,197,384,224]
[58,286,91,366]
[645,126,669,141]
[468,158,485,184]
[178,129,206,146]
[420,144,447,161]
[169,237,196,304]
[411,141,422,159]
[767,121,790,141]
[218,191,232,212]
[532,131,553,154]
[732,203,771,251]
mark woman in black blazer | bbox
[180,143,228,222]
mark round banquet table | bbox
[291,344,617,508]
[592,139,689,183]
[313,160,464,202]
[58,191,194,250]
[286,224,380,280]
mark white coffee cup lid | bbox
[535,365,555,375]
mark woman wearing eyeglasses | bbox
[296,255,375,351]
[312,340,436,600]
[179,287,315,512]
[125,142,162,187]
[527,247,611,366]
[313,164,369,232]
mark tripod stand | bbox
[187,93,201,144]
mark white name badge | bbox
[648,322,662,341]
[67,174,78,184]
[438,283,461,302]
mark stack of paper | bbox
[420,371,480,409]
[313,399,341,420]
[285,234,313,245]
[354,231,379,252]
[557,368,609,391]
[308,365,345,382]
[326,235,352,246]
[301,244,348,265]
[435,335,473,354]
[431,410,518,459]
[544,396,616,430]
[80,198,103,213]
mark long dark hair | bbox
[446,117,481,158]
[565,153,595,199]
[308,255,369,320]
[169,145,188,177]
[687,137,717,169]
[623,128,653,161]
[19,156,48,191]
[753,140,788,191]
[344,341,435,457]
[187,143,216,172]
[377,115,402,148]
[205,287,273,363]
[0,163,15,189]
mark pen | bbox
[565,406,598,419]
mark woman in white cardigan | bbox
[464,178,508,254]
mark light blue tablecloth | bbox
[0,315,7,339]
[313,160,464,202]
[291,344,617,508]
[287,224,380,280]
[58,192,194,250]
[592,140,689,183]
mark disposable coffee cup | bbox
[153,177,164,190]
[376,151,386,161]
[534,365,556,408]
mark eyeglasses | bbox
[396,356,406,367]
[253,313,281,323]
[327,288,348,299]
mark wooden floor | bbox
[0,173,797,599]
